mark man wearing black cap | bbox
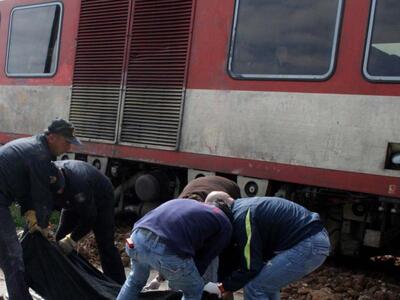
[0,118,80,300]
[44,117,81,155]
[51,159,126,285]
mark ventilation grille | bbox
[69,0,129,141]
[120,0,193,149]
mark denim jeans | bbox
[244,229,330,300]
[0,203,33,300]
[117,228,204,300]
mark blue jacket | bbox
[0,135,55,225]
[54,160,115,241]
[134,199,233,275]
[222,197,323,291]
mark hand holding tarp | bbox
[58,234,77,254]
[203,282,222,298]
[144,276,162,290]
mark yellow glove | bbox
[24,210,50,238]
[24,210,39,233]
[58,234,77,254]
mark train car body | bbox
[0,0,400,255]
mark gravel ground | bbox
[280,260,400,300]
[78,229,400,300]
[1,228,399,299]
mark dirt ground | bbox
[2,257,399,300]
[1,229,399,299]
[78,230,400,300]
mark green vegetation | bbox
[10,203,60,229]
[49,210,61,226]
[10,203,25,228]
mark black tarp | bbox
[21,233,218,300]
[22,232,121,299]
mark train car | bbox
[0,0,399,255]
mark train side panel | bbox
[0,0,79,134]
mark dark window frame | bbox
[5,2,63,78]
[363,0,400,82]
[227,0,344,81]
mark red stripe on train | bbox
[1,132,399,199]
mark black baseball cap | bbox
[45,118,81,145]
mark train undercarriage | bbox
[64,152,400,257]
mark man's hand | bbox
[203,282,222,298]
[58,234,77,254]
[24,210,51,238]
[39,227,52,239]
[144,276,162,290]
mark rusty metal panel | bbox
[69,0,130,142]
[119,0,194,149]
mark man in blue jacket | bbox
[117,198,233,300]
[204,194,330,300]
[144,175,241,290]
[0,118,80,300]
[52,159,126,285]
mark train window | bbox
[6,3,62,77]
[228,0,343,80]
[363,0,400,81]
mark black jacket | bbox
[0,134,54,224]
[54,160,115,241]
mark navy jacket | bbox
[54,160,115,241]
[0,134,54,224]
[222,197,324,291]
[134,199,232,275]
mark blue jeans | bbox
[244,229,330,300]
[0,203,33,300]
[117,228,204,300]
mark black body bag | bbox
[21,233,217,300]
[21,232,121,299]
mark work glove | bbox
[203,282,222,298]
[24,210,39,233]
[144,276,162,290]
[58,234,77,254]
[24,210,51,238]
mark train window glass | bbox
[363,0,400,81]
[228,0,343,80]
[6,3,62,77]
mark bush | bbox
[10,203,25,228]
[10,203,60,229]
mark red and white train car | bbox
[0,0,399,254]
